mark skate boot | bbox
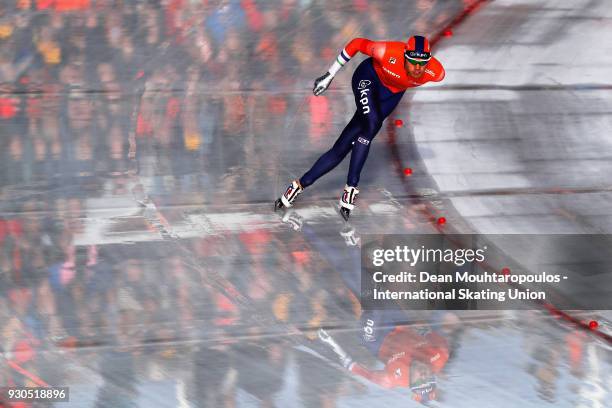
[339,185,359,221]
[274,180,303,211]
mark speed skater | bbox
[275,35,445,220]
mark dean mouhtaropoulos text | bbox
[371,271,563,284]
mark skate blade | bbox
[340,208,351,221]
[274,198,284,212]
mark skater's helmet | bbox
[404,35,431,62]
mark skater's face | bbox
[405,57,428,78]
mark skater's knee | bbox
[331,149,346,162]
[330,141,353,159]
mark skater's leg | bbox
[380,90,406,118]
[276,113,361,209]
[299,113,361,188]
[346,90,405,187]
[277,112,362,209]
[346,120,381,187]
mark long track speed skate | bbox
[339,185,359,221]
[274,180,303,211]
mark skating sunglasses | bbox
[405,57,429,66]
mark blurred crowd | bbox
[0,0,597,407]
[0,217,364,406]
[0,0,469,189]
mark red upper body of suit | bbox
[350,326,449,388]
[343,38,445,93]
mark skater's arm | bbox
[327,38,385,76]
[314,38,384,95]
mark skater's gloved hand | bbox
[313,72,334,96]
